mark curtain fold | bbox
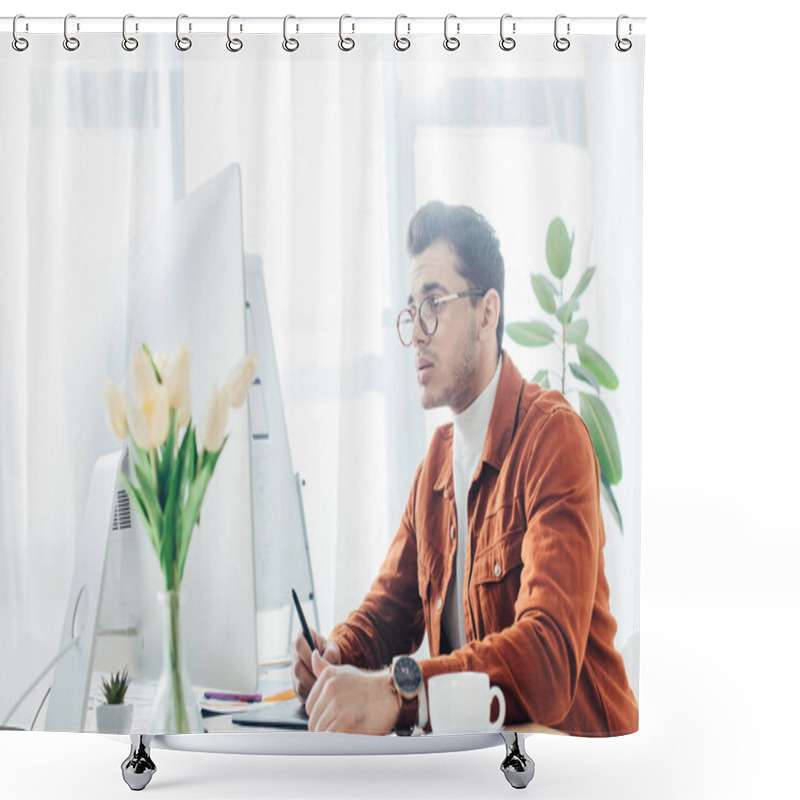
[1,30,643,726]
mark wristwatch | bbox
[390,655,422,736]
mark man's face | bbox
[407,240,482,414]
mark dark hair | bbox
[406,201,505,353]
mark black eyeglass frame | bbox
[396,289,488,347]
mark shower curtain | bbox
[1,17,644,738]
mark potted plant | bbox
[507,217,624,531]
[96,668,133,733]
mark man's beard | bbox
[422,322,478,412]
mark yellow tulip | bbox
[131,347,159,403]
[163,344,191,428]
[126,382,170,450]
[154,351,168,379]
[103,379,127,439]
[198,384,229,453]
[225,353,258,409]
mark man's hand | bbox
[305,651,401,734]
[291,629,341,703]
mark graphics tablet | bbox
[231,697,309,730]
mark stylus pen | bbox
[292,588,320,656]
[204,691,262,702]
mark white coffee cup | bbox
[427,672,506,734]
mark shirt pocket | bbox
[471,519,525,637]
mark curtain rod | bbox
[1,16,646,37]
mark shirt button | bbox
[494,562,502,578]
[436,597,443,611]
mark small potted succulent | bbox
[95,668,133,733]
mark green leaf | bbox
[133,462,163,542]
[119,474,149,526]
[176,422,195,507]
[579,392,622,485]
[142,343,163,384]
[161,442,185,588]
[565,318,589,344]
[546,217,572,279]
[600,471,623,532]
[570,266,596,302]
[186,425,197,493]
[506,321,556,348]
[129,437,151,483]
[568,362,599,392]
[157,410,177,505]
[555,298,579,324]
[178,436,228,582]
[530,274,557,314]
[576,343,619,390]
[532,368,549,385]
[119,474,160,555]
[540,374,551,389]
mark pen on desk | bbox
[203,691,262,702]
[292,588,320,656]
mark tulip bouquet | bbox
[103,342,256,733]
[104,343,256,591]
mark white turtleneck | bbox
[443,354,503,652]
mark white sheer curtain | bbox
[1,30,642,724]
[1,34,399,724]
[1,37,180,724]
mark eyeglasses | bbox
[396,289,488,347]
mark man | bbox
[292,201,638,736]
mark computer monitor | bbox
[47,164,260,730]
[115,163,259,689]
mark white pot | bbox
[96,703,133,734]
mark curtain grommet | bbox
[394,15,411,51]
[615,15,632,52]
[226,15,243,52]
[175,14,192,51]
[553,14,570,52]
[63,14,80,52]
[282,15,299,52]
[338,14,355,51]
[12,14,29,52]
[121,14,139,52]
[443,14,460,51]
[499,14,516,51]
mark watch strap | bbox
[394,693,419,736]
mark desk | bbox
[84,661,295,734]
[85,665,563,737]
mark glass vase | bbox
[150,588,204,734]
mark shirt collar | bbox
[453,354,503,459]
[433,350,525,491]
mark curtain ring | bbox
[394,14,410,51]
[553,14,570,52]
[443,14,460,51]
[122,14,139,51]
[615,15,632,52]
[226,15,243,52]
[283,15,299,52]
[499,14,516,51]
[175,14,192,51]
[338,14,355,51]
[63,13,80,51]
[12,15,29,52]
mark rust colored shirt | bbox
[329,352,639,736]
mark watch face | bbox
[394,657,422,695]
